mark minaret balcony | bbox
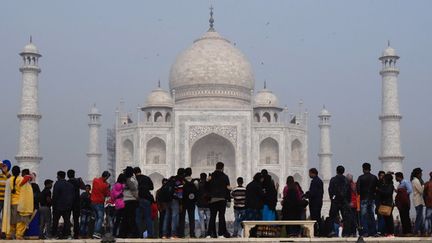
[379,68,399,75]
[379,155,405,161]
[15,155,43,161]
[379,114,402,120]
[19,66,41,73]
[17,113,42,119]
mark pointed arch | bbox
[254,113,260,122]
[259,137,279,164]
[154,112,163,122]
[122,139,134,165]
[291,139,302,166]
[293,172,303,188]
[263,112,271,122]
[146,137,166,164]
[165,112,171,122]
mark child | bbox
[79,185,92,238]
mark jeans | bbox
[398,206,412,235]
[233,209,245,237]
[360,199,377,236]
[377,214,386,234]
[246,208,262,221]
[425,207,432,234]
[329,201,352,236]
[208,200,227,237]
[52,209,72,238]
[92,204,105,234]
[119,200,139,238]
[79,209,93,237]
[180,203,196,237]
[39,206,52,238]
[414,205,425,234]
[136,199,153,238]
[198,207,210,237]
[72,205,80,237]
[163,199,180,237]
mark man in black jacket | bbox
[207,162,231,238]
[67,169,85,239]
[357,162,378,237]
[304,168,323,235]
[328,165,352,237]
[134,167,154,238]
[245,173,264,220]
[52,170,75,239]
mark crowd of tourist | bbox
[0,159,432,240]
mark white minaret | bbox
[87,104,102,181]
[16,37,42,175]
[318,106,332,216]
[379,43,404,173]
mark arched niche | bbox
[259,137,279,164]
[291,139,303,167]
[146,137,166,164]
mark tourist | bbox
[424,171,432,235]
[26,172,41,239]
[52,170,74,239]
[111,174,126,237]
[345,173,358,236]
[282,176,301,236]
[0,160,11,237]
[231,177,246,237]
[377,173,395,237]
[134,167,154,238]
[304,168,324,236]
[376,170,386,235]
[207,162,231,238]
[79,184,92,238]
[38,179,53,239]
[181,167,198,238]
[16,169,36,239]
[245,173,264,221]
[119,167,138,238]
[395,172,412,235]
[357,162,378,237]
[90,170,111,239]
[411,167,425,235]
[156,178,169,238]
[328,165,351,237]
[261,170,277,221]
[196,173,210,238]
[67,169,85,239]
[161,176,175,239]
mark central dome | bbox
[169,30,255,107]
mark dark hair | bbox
[21,168,30,176]
[261,169,268,176]
[67,169,75,178]
[395,172,404,179]
[133,167,141,174]
[185,167,192,177]
[177,168,185,177]
[200,173,207,180]
[309,168,318,175]
[253,173,262,182]
[336,165,345,175]
[116,173,127,183]
[124,167,134,178]
[411,168,423,182]
[362,163,371,171]
[11,166,21,194]
[378,171,385,177]
[384,173,393,185]
[85,184,91,190]
[102,171,111,179]
[44,179,53,187]
[216,162,224,170]
[237,177,243,185]
[57,170,66,179]
[286,176,296,190]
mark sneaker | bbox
[92,233,101,239]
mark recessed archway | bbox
[122,139,134,166]
[291,139,302,167]
[259,137,279,164]
[146,137,166,164]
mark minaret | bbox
[379,42,404,173]
[16,37,42,175]
[87,104,102,181]
[318,106,332,216]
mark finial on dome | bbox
[209,5,215,31]
[30,35,32,43]
[264,80,267,89]
[158,79,161,88]
[387,40,390,47]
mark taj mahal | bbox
[13,8,404,216]
[114,12,310,191]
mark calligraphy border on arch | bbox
[189,125,237,145]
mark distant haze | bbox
[1,0,431,182]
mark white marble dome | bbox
[144,88,173,108]
[169,30,255,107]
[254,88,279,108]
[90,105,100,114]
[320,107,331,116]
[382,46,397,57]
[22,43,39,54]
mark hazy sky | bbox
[1,0,431,182]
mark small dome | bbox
[254,89,279,108]
[319,107,331,116]
[144,88,173,108]
[22,43,39,54]
[382,46,397,57]
[90,105,100,114]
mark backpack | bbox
[183,179,199,203]
[158,179,175,203]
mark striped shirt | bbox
[0,172,10,201]
[231,186,246,210]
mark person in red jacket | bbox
[90,171,111,239]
